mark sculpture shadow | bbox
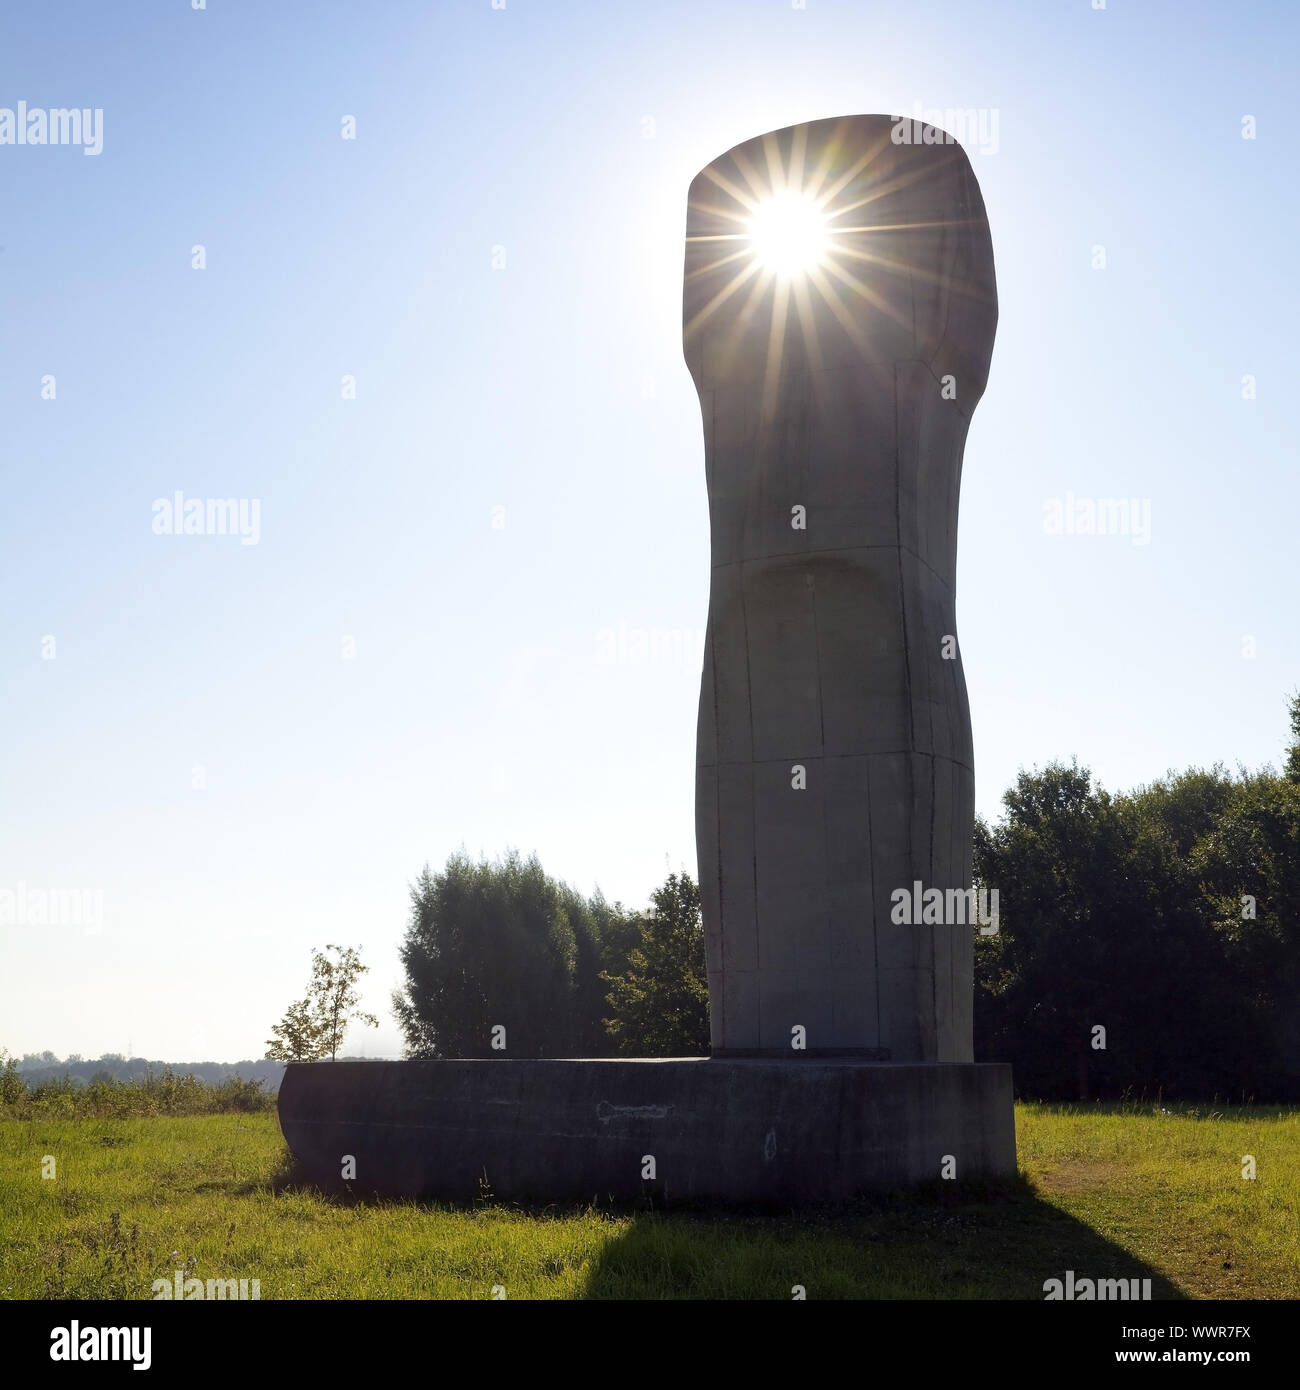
[269,1148,1183,1300]
[575,1176,1186,1300]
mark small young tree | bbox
[0,1050,27,1106]
[310,944,379,1061]
[264,997,326,1062]
[266,945,378,1063]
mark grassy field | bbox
[1,1103,1296,1299]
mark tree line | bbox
[976,696,1300,1101]
[10,1052,285,1089]
[0,1054,274,1117]
[390,854,708,1059]
[267,695,1300,1101]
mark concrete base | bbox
[278,1058,1016,1204]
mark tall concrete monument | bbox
[278,115,1015,1203]
[686,114,996,1063]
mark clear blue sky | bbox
[2,0,1296,1061]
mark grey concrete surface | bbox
[685,115,998,1060]
[278,1058,1016,1202]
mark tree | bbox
[264,997,326,1062]
[602,871,709,1056]
[1189,705,1300,1094]
[590,888,641,984]
[265,945,377,1064]
[0,1050,26,1106]
[310,945,379,1061]
[393,850,582,1058]
[558,882,610,1057]
[973,761,1246,1100]
[1285,691,1300,784]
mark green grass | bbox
[1,1103,1296,1299]
[1019,1102,1299,1300]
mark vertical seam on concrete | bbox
[893,362,915,756]
[956,758,965,1062]
[929,749,938,1061]
[805,356,832,1046]
[809,552,831,1045]
[810,599,826,741]
[740,386,761,1045]
[708,385,727,1048]
[866,750,878,1050]
[894,359,914,1063]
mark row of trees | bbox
[274,695,1300,1100]
[9,1052,284,1089]
[0,1053,274,1117]
[975,697,1300,1100]
[391,853,709,1059]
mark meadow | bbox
[1,1101,1296,1299]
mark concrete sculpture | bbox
[686,113,997,1063]
[277,115,1015,1202]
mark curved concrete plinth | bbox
[278,1058,1015,1204]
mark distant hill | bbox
[16,1052,287,1090]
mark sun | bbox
[746,191,829,276]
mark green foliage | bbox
[975,698,1300,1101]
[558,884,614,1057]
[601,872,709,1056]
[1284,691,1300,784]
[309,945,379,1062]
[0,1067,274,1120]
[264,998,326,1063]
[1189,764,1300,1087]
[12,1053,285,1089]
[1,1051,27,1105]
[589,889,642,984]
[391,851,680,1060]
[266,945,378,1064]
[390,694,1300,1089]
[393,850,586,1058]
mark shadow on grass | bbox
[271,1150,1183,1300]
[576,1175,1185,1299]
[268,1146,309,1196]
